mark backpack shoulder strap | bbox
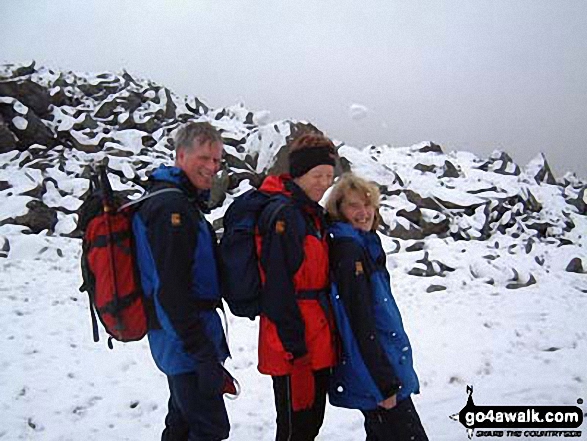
[118,187,184,211]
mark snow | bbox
[12,116,28,131]
[1,62,586,440]
[1,229,586,440]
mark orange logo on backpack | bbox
[171,213,181,227]
[275,220,285,234]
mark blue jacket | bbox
[328,222,420,410]
[133,165,229,375]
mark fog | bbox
[2,0,586,177]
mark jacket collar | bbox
[149,165,211,212]
[329,222,383,261]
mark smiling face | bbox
[293,164,335,202]
[175,140,223,190]
[340,189,376,232]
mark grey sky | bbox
[2,0,586,177]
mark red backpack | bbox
[78,165,181,348]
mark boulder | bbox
[414,163,436,173]
[12,61,36,77]
[407,252,455,277]
[0,102,56,150]
[567,187,586,215]
[0,79,51,117]
[417,142,443,154]
[0,119,19,153]
[566,258,585,274]
[209,169,230,208]
[9,200,58,233]
[441,160,460,178]
[525,153,556,185]
[0,235,9,258]
[479,151,521,176]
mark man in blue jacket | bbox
[133,121,230,440]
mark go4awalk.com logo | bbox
[450,386,584,438]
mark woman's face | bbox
[340,189,376,232]
[294,164,335,202]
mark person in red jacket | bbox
[255,132,338,441]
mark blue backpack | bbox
[219,189,288,319]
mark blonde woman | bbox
[325,173,428,441]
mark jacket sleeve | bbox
[259,203,307,359]
[144,194,216,358]
[331,239,401,399]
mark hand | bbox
[197,360,224,397]
[378,394,397,410]
[290,355,315,411]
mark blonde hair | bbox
[325,172,381,230]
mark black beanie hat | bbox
[290,130,339,177]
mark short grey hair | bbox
[174,121,222,152]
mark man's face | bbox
[176,140,223,190]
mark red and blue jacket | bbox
[133,165,229,375]
[328,221,420,410]
[255,175,337,376]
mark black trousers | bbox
[161,368,230,441]
[361,397,428,441]
[272,368,330,441]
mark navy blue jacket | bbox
[328,222,420,410]
[133,165,229,375]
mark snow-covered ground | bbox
[1,225,585,440]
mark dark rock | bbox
[228,170,262,190]
[10,200,58,233]
[414,163,436,173]
[0,180,11,191]
[441,160,460,178]
[397,208,421,226]
[141,135,157,148]
[469,186,499,195]
[20,182,46,199]
[530,153,557,185]
[0,121,19,153]
[339,156,352,174]
[479,151,521,176]
[13,61,36,77]
[266,143,290,176]
[209,169,229,209]
[72,113,99,131]
[426,285,446,293]
[185,97,209,115]
[0,79,51,117]
[379,218,424,240]
[59,130,102,153]
[407,252,455,277]
[405,242,425,252]
[417,142,443,154]
[566,258,584,274]
[0,235,9,258]
[163,89,177,120]
[222,136,246,148]
[0,104,56,150]
[506,274,537,289]
[94,99,120,119]
[567,187,586,215]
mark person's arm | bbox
[331,239,401,399]
[259,203,307,359]
[145,194,216,357]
